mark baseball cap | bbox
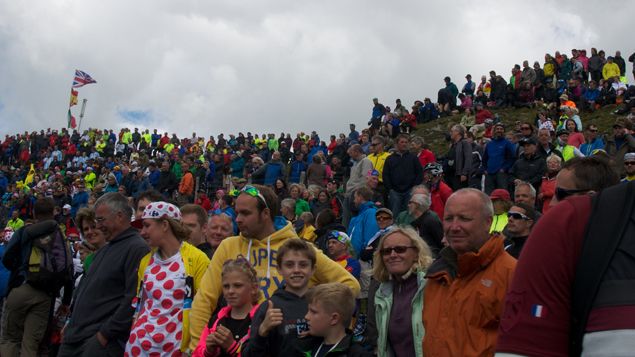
[63,204,71,210]
[375,207,393,218]
[490,189,511,201]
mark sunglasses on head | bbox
[507,211,531,221]
[380,245,414,256]
[238,185,269,209]
[555,187,589,201]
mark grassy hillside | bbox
[413,104,621,155]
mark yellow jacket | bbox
[367,151,390,183]
[136,242,210,353]
[602,62,620,80]
[188,222,361,350]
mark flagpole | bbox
[78,99,88,132]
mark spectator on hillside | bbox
[445,125,473,191]
[483,123,516,194]
[343,144,373,227]
[407,193,443,257]
[605,118,635,176]
[347,187,379,257]
[513,181,537,208]
[367,135,390,198]
[444,76,459,109]
[510,138,546,193]
[602,56,621,81]
[383,134,423,216]
[462,74,476,96]
[489,71,507,107]
[422,165,451,224]
[537,154,562,214]
[419,97,439,123]
[579,124,605,156]
[410,136,436,169]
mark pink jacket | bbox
[192,304,260,357]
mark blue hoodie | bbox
[347,201,380,257]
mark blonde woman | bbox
[372,226,433,357]
[126,202,210,356]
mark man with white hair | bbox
[407,192,444,256]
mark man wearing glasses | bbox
[59,193,149,356]
[423,188,516,356]
[621,153,635,182]
[579,124,605,157]
[549,157,618,208]
[503,203,537,259]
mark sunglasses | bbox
[507,211,531,221]
[625,162,635,166]
[236,185,269,209]
[520,127,531,130]
[555,187,589,201]
[376,216,392,222]
[380,245,415,256]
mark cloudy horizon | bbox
[1,0,633,139]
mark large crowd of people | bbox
[0,47,634,357]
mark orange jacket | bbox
[179,171,194,195]
[423,235,516,357]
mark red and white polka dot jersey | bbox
[126,251,186,357]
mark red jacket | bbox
[430,181,452,220]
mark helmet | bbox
[423,163,443,176]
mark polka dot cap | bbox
[141,201,182,221]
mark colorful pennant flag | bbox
[72,69,97,88]
[67,109,77,129]
[69,88,78,107]
[24,164,35,186]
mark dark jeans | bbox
[58,335,124,357]
[485,172,509,194]
[388,190,410,218]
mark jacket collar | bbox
[426,234,505,283]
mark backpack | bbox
[25,220,73,293]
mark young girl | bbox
[193,256,260,357]
[126,202,210,356]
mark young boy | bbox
[242,238,316,357]
[297,283,371,356]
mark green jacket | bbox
[374,271,426,357]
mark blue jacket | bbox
[288,160,307,183]
[264,161,285,186]
[483,137,516,174]
[348,201,380,257]
[71,191,89,218]
[230,157,245,178]
[0,245,11,298]
[583,88,600,102]
[148,169,160,187]
[580,138,606,156]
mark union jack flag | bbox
[72,70,97,88]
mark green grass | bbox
[412,104,621,155]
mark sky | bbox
[0,0,633,139]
